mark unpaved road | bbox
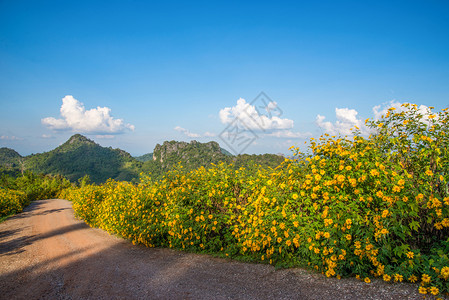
[0,199,423,299]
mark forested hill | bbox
[23,134,142,183]
[0,147,23,175]
[0,135,284,183]
[141,140,284,178]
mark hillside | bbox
[134,153,153,162]
[0,135,284,183]
[142,140,229,177]
[0,147,22,168]
[24,134,142,183]
[0,147,24,176]
[142,140,284,178]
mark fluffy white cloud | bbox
[42,95,135,134]
[266,130,312,138]
[373,100,404,120]
[95,135,115,139]
[174,126,201,138]
[316,108,364,136]
[219,98,293,131]
[174,127,217,138]
[204,131,216,137]
[373,100,432,123]
[316,100,435,136]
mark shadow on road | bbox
[0,222,89,255]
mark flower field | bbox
[60,104,449,297]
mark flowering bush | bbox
[62,104,449,297]
[0,188,27,219]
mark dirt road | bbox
[0,199,422,299]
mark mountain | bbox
[142,140,284,178]
[0,147,23,175]
[0,135,284,183]
[24,134,142,183]
[142,140,229,177]
[134,153,153,162]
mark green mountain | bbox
[142,140,284,178]
[1,135,284,183]
[134,153,153,162]
[142,140,229,177]
[0,147,24,175]
[24,134,142,183]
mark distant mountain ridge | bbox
[0,134,284,183]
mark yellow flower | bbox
[345,234,352,241]
[383,274,391,282]
[441,266,449,279]
[324,218,333,226]
[406,251,414,259]
[429,286,439,295]
[418,286,427,294]
[421,274,431,284]
[425,169,433,176]
[408,275,417,283]
[323,232,330,239]
[267,180,272,185]
[370,169,379,176]
[292,193,298,200]
[364,277,371,283]
[394,274,403,282]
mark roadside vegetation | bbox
[0,172,71,221]
[60,104,449,297]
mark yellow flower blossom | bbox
[419,286,427,294]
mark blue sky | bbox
[1,0,448,156]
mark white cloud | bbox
[0,135,22,140]
[42,95,135,134]
[316,107,364,136]
[219,98,293,131]
[266,130,312,138]
[373,100,432,123]
[95,135,115,139]
[174,126,201,138]
[373,100,404,120]
[41,134,54,139]
[204,131,216,137]
[174,126,217,138]
[316,100,435,137]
